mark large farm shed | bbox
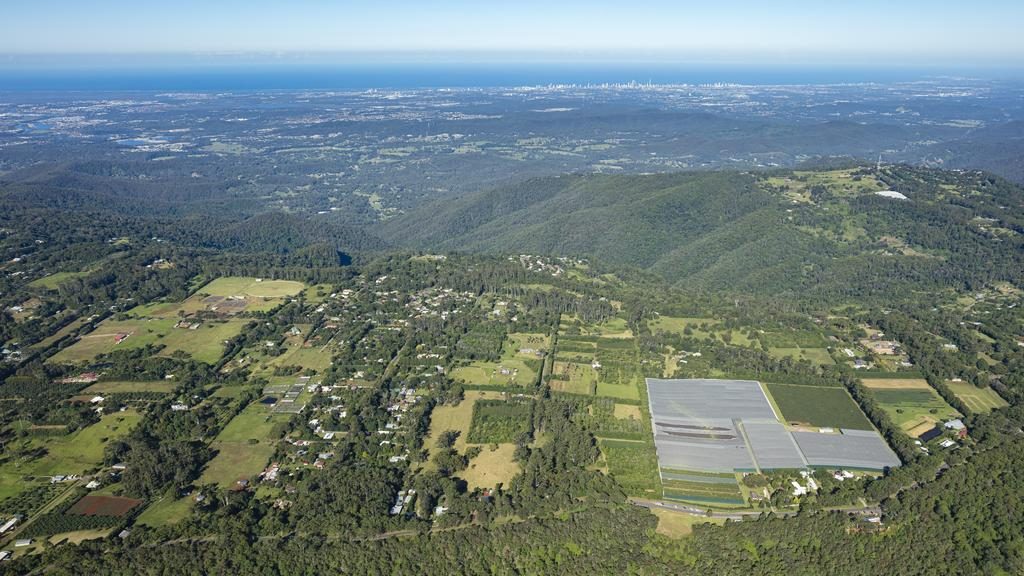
[646,378,900,474]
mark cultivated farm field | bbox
[766,383,873,430]
[862,378,961,435]
[945,380,1009,413]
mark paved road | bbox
[630,497,880,521]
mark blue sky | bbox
[1,1,1022,66]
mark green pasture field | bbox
[198,277,304,299]
[1,410,141,478]
[945,380,1008,413]
[302,284,334,304]
[151,319,246,364]
[461,444,520,490]
[198,401,287,488]
[653,508,725,538]
[765,383,873,430]
[768,347,834,365]
[451,358,538,388]
[594,317,633,338]
[199,442,277,488]
[425,391,505,454]
[451,331,546,387]
[265,345,334,374]
[0,473,26,502]
[596,380,641,400]
[128,276,304,319]
[51,316,246,365]
[29,271,91,290]
[135,491,193,527]
[51,318,174,363]
[211,385,248,398]
[764,169,885,201]
[216,403,287,443]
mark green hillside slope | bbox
[382,166,1024,300]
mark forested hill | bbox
[0,164,389,256]
[382,165,1024,302]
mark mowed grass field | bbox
[264,345,333,374]
[52,277,304,365]
[217,403,286,443]
[768,347,834,366]
[52,317,246,365]
[613,404,642,420]
[200,442,277,487]
[3,410,142,477]
[461,444,519,490]
[0,473,27,502]
[136,491,194,527]
[51,318,174,363]
[199,402,287,487]
[200,277,305,299]
[862,378,961,434]
[424,391,520,489]
[946,380,1008,413]
[451,358,538,388]
[652,508,725,538]
[596,380,640,400]
[765,383,873,430]
[29,270,91,290]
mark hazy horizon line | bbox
[1,51,1022,72]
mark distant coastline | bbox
[2,62,1021,91]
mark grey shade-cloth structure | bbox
[646,378,900,473]
[652,417,755,472]
[793,429,901,470]
[742,420,808,470]
[647,378,777,422]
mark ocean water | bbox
[0,62,1018,91]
